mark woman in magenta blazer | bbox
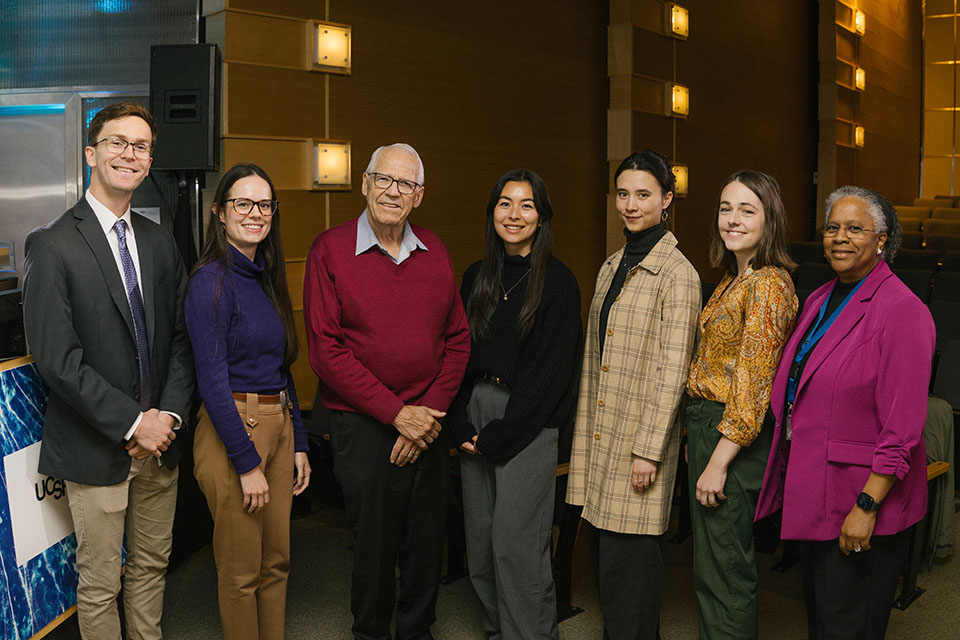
[755,186,935,640]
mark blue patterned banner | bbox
[0,357,77,639]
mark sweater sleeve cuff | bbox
[369,395,405,427]
[231,444,263,475]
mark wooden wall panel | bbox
[855,0,922,205]
[326,1,608,317]
[224,63,326,138]
[286,258,306,310]
[222,138,309,189]
[275,190,327,258]
[222,12,307,69]
[676,2,819,280]
[291,312,317,410]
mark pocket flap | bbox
[826,440,875,466]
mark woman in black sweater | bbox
[449,168,582,640]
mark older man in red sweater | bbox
[304,143,470,640]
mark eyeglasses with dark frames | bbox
[94,136,152,159]
[366,172,421,195]
[225,198,278,217]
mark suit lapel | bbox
[795,262,891,398]
[131,214,156,352]
[74,201,136,340]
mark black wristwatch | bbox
[856,492,881,512]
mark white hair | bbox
[365,143,425,184]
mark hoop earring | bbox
[661,210,670,221]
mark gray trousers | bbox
[461,381,559,640]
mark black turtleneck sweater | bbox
[448,253,582,463]
[598,223,666,351]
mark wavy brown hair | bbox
[710,170,796,275]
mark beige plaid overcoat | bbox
[567,232,700,535]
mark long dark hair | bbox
[467,169,554,342]
[710,170,796,274]
[191,163,298,368]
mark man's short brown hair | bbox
[87,101,157,148]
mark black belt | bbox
[479,372,510,390]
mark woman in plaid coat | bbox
[567,150,700,640]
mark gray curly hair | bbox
[823,185,902,262]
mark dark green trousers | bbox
[686,397,772,640]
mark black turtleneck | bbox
[447,253,582,463]
[598,223,666,350]
[792,276,862,387]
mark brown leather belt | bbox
[232,391,285,404]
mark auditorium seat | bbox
[899,218,923,233]
[897,205,933,221]
[902,232,924,250]
[933,207,960,221]
[931,301,960,352]
[915,197,954,208]
[940,251,960,272]
[932,271,960,303]
[926,234,960,257]
[795,262,835,292]
[923,219,960,243]
[892,248,939,271]
[893,268,934,304]
[788,241,825,265]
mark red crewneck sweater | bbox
[303,216,470,425]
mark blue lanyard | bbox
[786,279,865,403]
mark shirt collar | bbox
[355,209,427,264]
[85,189,133,236]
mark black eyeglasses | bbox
[94,136,152,159]
[225,198,278,217]
[366,172,421,195]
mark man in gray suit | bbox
[22,102,194,640]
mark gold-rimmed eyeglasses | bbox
[821,223,876,237]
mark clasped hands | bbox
[390,404,444,467]
[125,408,176,459]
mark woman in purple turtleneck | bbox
[184,164,310,640]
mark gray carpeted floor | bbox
[161,507,959,639]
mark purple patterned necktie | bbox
[114,219,151,411]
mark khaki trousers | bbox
[194,395,294,640]
[65,456,179,640]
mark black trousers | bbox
[587,522,662,640]
[329,410,447,640]
[799,527,912,640]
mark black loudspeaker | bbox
[149,43,221,171]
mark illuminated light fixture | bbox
[665,2,688,40]
[854,10,866,35]
[855,67,866,90]
[313,141,351,188]
[667,82,690,118]
[854,125,865,148]
[671,164,689,198]
[311,21,351,73]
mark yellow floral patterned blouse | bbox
[686,265,798,447]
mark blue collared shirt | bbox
[355,209,428,265]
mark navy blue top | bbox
[185,244,307,474]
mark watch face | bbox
[857,493,878,511]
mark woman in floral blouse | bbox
[685,170,798,639]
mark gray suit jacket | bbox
[22,198,194,486]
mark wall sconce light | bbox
[854,10,866,35]
[313,140,351,189]
[664,3,688,40]
[671,164,689,198]
[855,67,866,91]
[666,82,689,118]
[854,125,865,148]
[311,21,351,73]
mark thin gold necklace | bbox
[499,269,531,301]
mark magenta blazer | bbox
[755,260,935,540]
